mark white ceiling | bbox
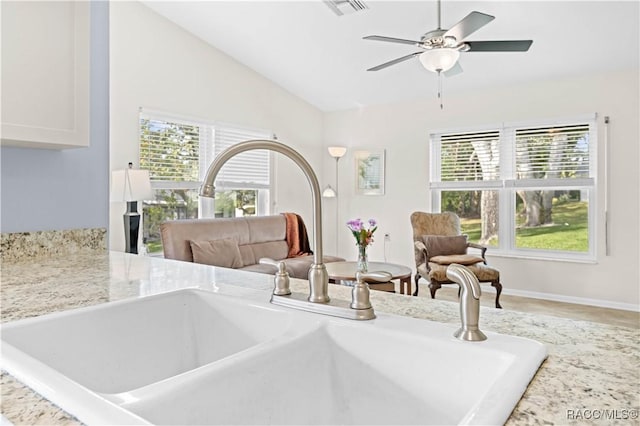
[143,1,639,112]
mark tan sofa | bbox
[160,215,344,279]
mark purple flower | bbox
[346,218,378,247]
[347,218,363,232]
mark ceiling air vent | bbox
[323,0,368,16]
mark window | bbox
[139,110,271,254]
[430,115,596,260]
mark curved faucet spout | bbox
[200,139,329,303]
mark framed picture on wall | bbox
[354,149,385,195]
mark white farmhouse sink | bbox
[1,289,547,425]
[2,289,294,394]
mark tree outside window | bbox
[431,117,595,260]
[139,112,271,255]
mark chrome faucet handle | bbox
[351,271,392,312]
[259,258,291,296]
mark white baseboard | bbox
[479,285,640,313]
[418,279,639,312]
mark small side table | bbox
[325,261,413,295]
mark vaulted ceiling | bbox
[143,1,639,112]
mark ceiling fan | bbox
[363,0,532,107]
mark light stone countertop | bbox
[1,252,639,425]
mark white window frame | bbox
[430,114,597,262]
[139,108,273,219]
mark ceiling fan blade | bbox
[466,40,533,52]
[367,52,422,71]
[363,35,422,46]
[444,11,494,42]
[444,61,463,77]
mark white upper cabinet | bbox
[1,1,90,149]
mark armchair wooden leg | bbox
[492,280,503,309]
[413,273,421,296]
[428,280,441,299]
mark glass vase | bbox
[357,244,368,272]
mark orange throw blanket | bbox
[282,212,313,258]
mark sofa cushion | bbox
[241,255,345,280]
[161,216,286,262]
[430,254,484,266]
[189,238,244,269]
[428,262,499,283]
[246,241,290,266]
[422,235,468,258]
[281,257,313,280]
[247,216,287,244]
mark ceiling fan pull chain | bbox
[437,71,444,109]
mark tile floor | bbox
[413,282,640,329]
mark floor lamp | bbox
[110,163,153,254]
[322,146,347,254]
[322,146,347,197]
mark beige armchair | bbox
[410,211,502,308]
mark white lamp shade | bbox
[327,146,347,158]
[322,185,337,198]
[419,48,460,72]
[110,169,153,202]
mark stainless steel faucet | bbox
[202,139,382,321]
[201,139,330,304]
[446,264,487,341]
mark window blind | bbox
[139,110,270,191]
[437,130,501,182]
[514,123,591,180]
[139,117,201,184]
[433,119,594,187]
[212,125,270,189]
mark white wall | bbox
[323,69,640,310]
[109,2,325,251]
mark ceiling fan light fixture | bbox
[419,48,460,73]
[443,35,458,47]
